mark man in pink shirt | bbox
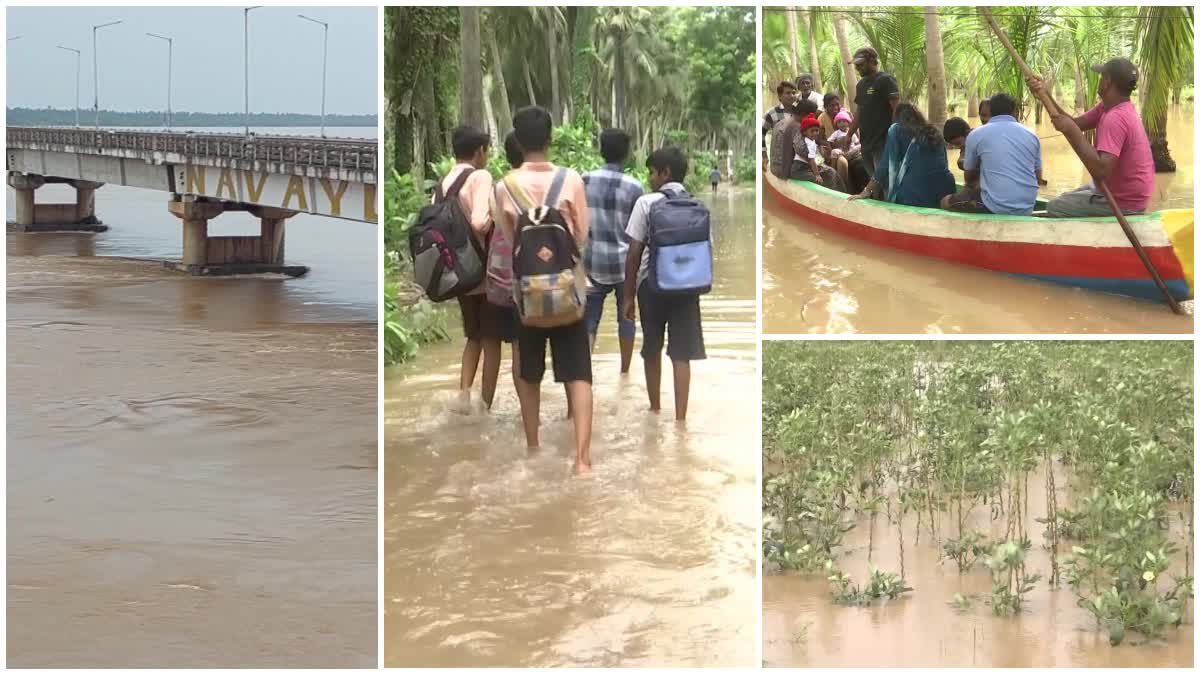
[1029,58,1154,217]
[493,106,594,473]
[438,126,507,410]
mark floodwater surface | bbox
[6,127,377,668]
[763,463,1194,667]
[762,105,1195,334]
[384,188,757,667]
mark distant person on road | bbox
[709,166,721,192]
[840,47,900,195]
[439,126,501,410]
[1029,58,1154,218]
[850,103,955,208]
[581,128,643,374]
[941,93,1042,215]
[493,106,594,473]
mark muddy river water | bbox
[763,105,1195,334]
[6,128,377,667]
[384,188,757,667]
[763,461,1194,667]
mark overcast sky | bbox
[6,6,377,114]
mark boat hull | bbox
[765,171,1194,303]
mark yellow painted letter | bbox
[185,166,206,194]
[243,172,268,202]
[282,175,309,210]
[363,183,377,223]
[318,178,349,217]
[216,168,237,200]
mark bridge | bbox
[6,127,377,276]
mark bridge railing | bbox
[7,127,377,173]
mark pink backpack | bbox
[484,180,523,307]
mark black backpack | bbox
[408,169,486,302]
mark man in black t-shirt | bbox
[840,47,899,195]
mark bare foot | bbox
[450,390,473,415]
[573,460,592,475]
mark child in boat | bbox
[828,111,869,194]
[795,113,844,191]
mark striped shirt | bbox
[581,163,644,285]
[762,104,790,143]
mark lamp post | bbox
[146,33,173,130]
[92,20,122,130]
[297,14,329,138]
[244,6,262,136]
[56,45,81,128]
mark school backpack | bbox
[484,184,518,307]
[408,169,485,302]
[509,168,585,327]
[646,188,713,295]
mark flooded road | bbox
[763,463,1194,667]
[384,188,757,667]
[6,127,378,667]
[762,106,1194,334]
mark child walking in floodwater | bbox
[439,126,503,410]
[623,147,708,421]
[494,106,594,472]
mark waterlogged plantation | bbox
[762,341,1194,667]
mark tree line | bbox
[7,107,376,128]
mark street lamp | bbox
[146,33,173,130]
[298,14,329,138]
[56,45,81,128]
[92,19,122,130]
[244,6,262,136]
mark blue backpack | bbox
[646,188,713,295]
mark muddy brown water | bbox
[762,105,1195,334]
[384,188,757,667]
[6,159,377,667]
[763,463,1195,668]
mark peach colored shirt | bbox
[492,162,589,246]
[437,164,493,295]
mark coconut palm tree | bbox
[1135,5,1193,171]
[849,7,926,102]
[786,6,800,75]
[459,7,485,129]
[802,7,824,90]
[923,6,948,128]
[833,11,857,115]
[596,6,655,129]
[484,13,513,135]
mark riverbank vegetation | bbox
[763,6,1193,170]
[384,6,755,365]
[763,341,1193,646]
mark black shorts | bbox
[637,282,706,362]
[458,294,510,341]
[944,186,992,213]
[515,319,592,384]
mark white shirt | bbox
[625,181,687,287]
[800,90,824,112]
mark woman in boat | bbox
[849,103,956,208]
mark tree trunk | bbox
[569,6,596,125]
[833,13,856,112]
[459,8,485,129]
[546,12,561,124]
[922,7,948,130]
[968,90,979,118]
[1147,111,1176,172]
[614,38,627,129]
[482,73,498,142]
[486,21,513,135]
[786,7,800,74]
[388,8,413,174]
[803,8,824,91]
[1073,60,1087,111]
[523,60,537,107]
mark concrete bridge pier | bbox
[6,172,108,233]
[165,197,308,277]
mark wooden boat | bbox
[765,171,1194,303]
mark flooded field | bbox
[762,341,1194,668]
[384,189,757,667]
[6,132,378,667]
[762,106,1195,334]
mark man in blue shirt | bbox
[941,93,1042,215]
[582,128,644,373]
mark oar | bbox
[979,7,1184,314]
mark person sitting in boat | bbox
[829,111,870,194]
[849,103,955,207]
[763,81,799,168]
[941,93,1041,215]
[817,92,842,139]
[1028,58,1153,218]
[768,101,807,180]
[795,73,824,113]
[794,112,845,191]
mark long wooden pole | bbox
[979,7,1183,313]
